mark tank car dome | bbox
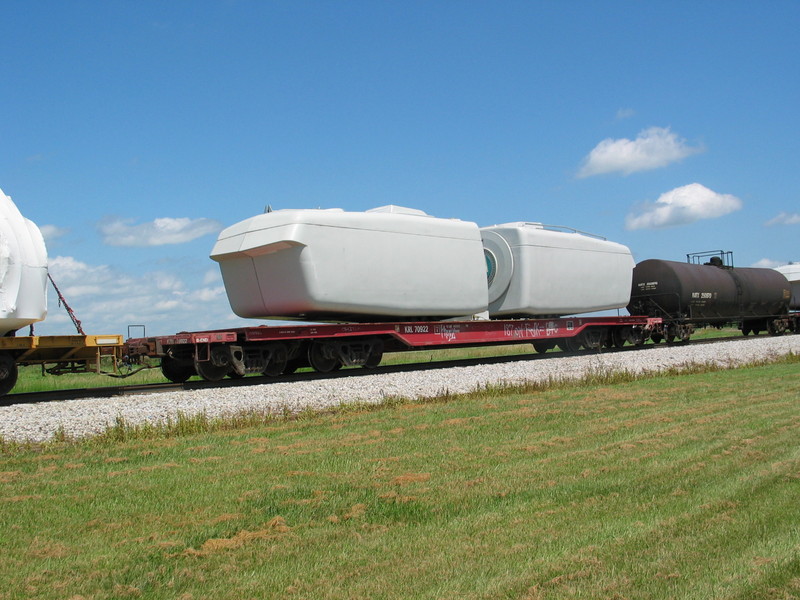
[0,188,48,335]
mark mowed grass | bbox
[1,357,799,599]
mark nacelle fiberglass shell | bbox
[480,222,634,318]
[0,188,48,335]
[211,206,489,321]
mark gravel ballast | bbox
[1,335,798,444]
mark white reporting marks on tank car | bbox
[691,292,717,300]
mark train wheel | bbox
[260,343,289,377]
[0,353,19,397]
[767,320,786,336]
[651,333,663,344]
[611,327,629,348]
[308,342,341,373]
[629,327,647,346]
[557,337,581,353]
[283,355,308,375]
[581,328,606,351]
[263,359,288,376]
[533,340,555,353]
[160,355,194,383]
[194,356,229,382]
[363,345,384,369]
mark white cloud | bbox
[97,216,222,246]
[616,108,635,120]
[58,285,106,297]
[154,300,181,311]
[765,212,800,226]
[578,126,704,178]
[197,286,226,302]
[153,272,186,292]
[39,224,69,242]
[750,258,785,268]
[48,256,114,292]
[203,268,221,285]
[625,183,743,230]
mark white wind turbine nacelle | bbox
[0,188,48,335]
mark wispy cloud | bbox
[203,268,222,285]
[615,108,635,120]
[625,183,742,230]
[750,258,785,268]
[97,216,222,247]
[48,256,114,288]
[765,212,800,226]
[577,126,704,178]
[39,224,69,242]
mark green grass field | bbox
[1,354,799,599]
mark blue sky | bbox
[2,1,799,336]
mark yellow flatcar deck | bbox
[0,335,124,372]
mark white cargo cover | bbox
[775,264,800,309]
[0,188,48,335]
[481,222,634,317]
[211,206,489,320]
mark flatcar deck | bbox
[125,315,662,383]
[0,334,124,368]
[133,315,659,346]
[0,334,124,396]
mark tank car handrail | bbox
[686,250,734,267]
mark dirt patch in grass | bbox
[27,538,70,559]
[189,516,292,555]
[0,470,21,483]
[187,456,223,464]
[3,494,42,502]
[209,513,242,524]
[390,472,431,485]
[342,503,367,520]
[439,416,483,427]
[107,461,181,477]
[283,489,328,506]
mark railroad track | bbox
[0,333,769,407]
